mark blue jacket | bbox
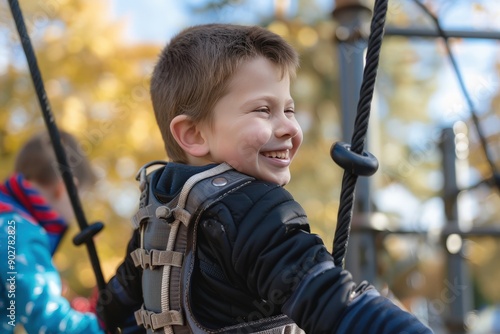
[0,175,104,333]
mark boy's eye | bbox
[285,109,295,114]
[255,108,270,113]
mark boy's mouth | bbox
[261,150,290,160]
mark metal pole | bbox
[440,127,473,334]
[332,0,377,283]
[385,26,500,40]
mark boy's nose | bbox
[275,115,301,138]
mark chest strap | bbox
[135,305,184,330]
[131,248,184,269]
[132,204,192,230]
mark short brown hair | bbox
[15,130,96,189]
[150,23,299,163]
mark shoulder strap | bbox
[179,171,305,334]
[161,163,254,334]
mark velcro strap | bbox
[172,207,191,226]
[131,248,184,269]
[131,204,155,229]
[135,306,184,330]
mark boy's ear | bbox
[170,115,210,157]
[44,178,66,201]
[52,177,78,199]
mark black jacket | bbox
[99,163,432,334]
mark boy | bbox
[0,131,104,333]
[100,24,432,333]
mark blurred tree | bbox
[0,0,163,294]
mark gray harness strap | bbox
[135,305,184,330]
[131,162,304,334]
[132,163,248,334]
[131,204,155,229]
[131,248,184,269]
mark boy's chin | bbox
[229,164,291,185]
[262,173,291,186]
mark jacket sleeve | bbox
[0,213,104,333]
[97,228,145,333]
[203,181,432,334]
[282,269,433,334]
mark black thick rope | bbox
[412,0,500,192]
[7,0,115,332]
[331,0,388,268]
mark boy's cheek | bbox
[229,143,260,170]
[251,128,271,146]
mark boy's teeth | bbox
[264,150,289,159]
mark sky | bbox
[109,0,334,43]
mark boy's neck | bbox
[185,155,216,166]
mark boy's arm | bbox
[213,182,432,334]
[0,213,104,333]
[282,265,433,333]
[97,228,145,333]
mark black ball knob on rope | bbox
[73,222,105,246]
[330,142,379,177]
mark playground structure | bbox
[333,1,500,333]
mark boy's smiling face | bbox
[200,56,303,185]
